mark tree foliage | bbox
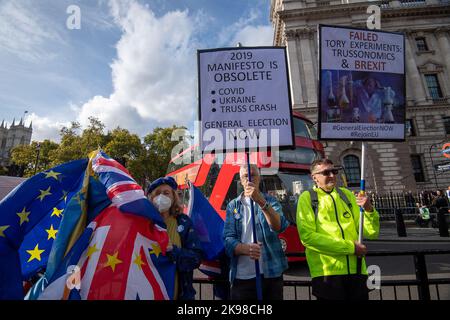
[10,140,59,177]
[142,126,187,186]
[9,118,188,187]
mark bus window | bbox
[179,188,189,211]
[278,147,321,165]
[306,121,318,140]
[167,146,202,174]
[277,173,315,197]
[259,172,315,225]
[167,160,183,175]
[199,162,221,200]
[221,172,243,210]
[293,117,310,138]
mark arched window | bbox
[343,155,360,187]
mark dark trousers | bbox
[312,275,369,301]
[231,276,283,300]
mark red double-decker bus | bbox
[166,111,325,262]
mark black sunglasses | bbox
[315,169,339,176]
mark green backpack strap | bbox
[307,188,319,219]
[308,188,353,220]
[336,187,353,214]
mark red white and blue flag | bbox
[36,205,174,300]
[92,151,165,229]
[15,150,175,300]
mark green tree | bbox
[51,121,83,166]
[80,117,108,154]
[11,140,59,177]
[10,119,189,187]
[141,125,187,187]
[51,117,108,166]
[103,127,145,182]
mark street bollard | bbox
[437,208,449,237]
[394,208,407,237]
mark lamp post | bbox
[34,142,41,175]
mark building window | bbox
[410,154,425,182]
[343,155,360,187]
[424,74,443,100]
[415,37,428,51]
[443,116,450,135]
[406,119,416,137]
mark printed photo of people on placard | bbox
[321,70,405,125]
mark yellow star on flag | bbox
[44,170,61,180]
[46,225,58,240]
[26,244,45,262]
[133,253,146,270]
[17,207,31,225]
[105,252,122,272]
[149,243,161,257]
[51,207,64,218]
[86,244,99,258]
[37,186,52,201]
[0,225,10,237]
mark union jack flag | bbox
[12,150,175,300]
[38,205,174,300]
[92,151,165,229]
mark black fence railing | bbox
[367,192,450,232]
[369,191,434,214]
[193,250,450,300]
[364,190,450,237]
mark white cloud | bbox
[25,113,71,142]
[217,8,272,47]
[76,0,198,137]
[0,1,65,62]
[230,25,273,47]
[26,1,275,142]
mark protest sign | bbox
[319,25,405,141]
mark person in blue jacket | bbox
[147,176,203,300]
[223,164,289,300]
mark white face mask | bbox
[153,194,172,212]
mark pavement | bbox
[374,220,450,242]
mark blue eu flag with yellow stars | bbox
[0,159,89,299]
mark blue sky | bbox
[0,0,273,141]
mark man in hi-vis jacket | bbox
[296,158,379,300]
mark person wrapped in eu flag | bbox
[0,150,175,300]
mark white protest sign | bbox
[318,25,406,141]
[198,47,294,153]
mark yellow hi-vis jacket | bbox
[296,186,380,278]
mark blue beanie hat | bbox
[147,176,178,195]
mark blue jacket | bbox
[166,214,203,300]
[223,193,289,283]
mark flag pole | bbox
[357,141,366,274]
[236,41,262,300]
[246,150,263,301]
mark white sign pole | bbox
[359,142,366,244]
[356,141,366,274]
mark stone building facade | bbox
[270,0,450,192]
[0,119,32,167]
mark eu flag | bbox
[187,183,224,260]
[0,159,88,299]
[1,150,173,300]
